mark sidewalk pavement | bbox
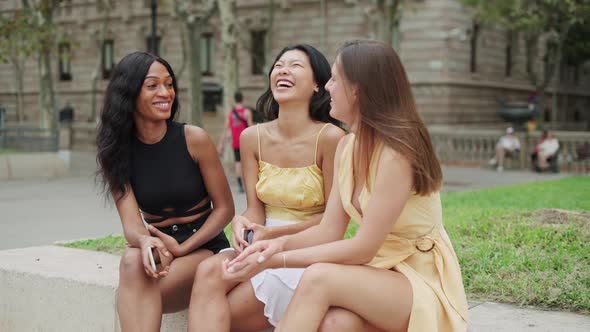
[0,150,587,331]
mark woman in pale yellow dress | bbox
[225,39,468,332]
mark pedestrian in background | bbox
[218,91,253,193]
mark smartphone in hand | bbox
[242,229,254,244]
[148,247,157,272]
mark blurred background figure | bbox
[489,127,520,172]
[218,91,253,193]
[532,130,560,172]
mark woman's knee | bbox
[319,308,364,332]
[119,248,144,282]
[298,263,335,292]
[193,254,226,289]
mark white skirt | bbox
[250,218,305,327]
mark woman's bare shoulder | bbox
[321,123,346,141]
[183,124,210,144]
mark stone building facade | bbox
[0,0,588,132]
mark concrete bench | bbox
[0,153,69,180]
[4,246,590,331]
[0,246,187,332]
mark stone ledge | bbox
[9,246,590,331]
[0,153,69,180]
[0,246,186,332]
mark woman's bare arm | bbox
[177,125,235,255]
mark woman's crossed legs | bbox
[277,263,413,332]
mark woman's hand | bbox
[138,234,171,279]
[147,224,185,257]
[247,223,273,242]
[224,237,287,281]
[221,252,270,282]
[231,215,254,252]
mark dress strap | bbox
[314,123,330,165]
[256,124,262,161]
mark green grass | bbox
[442,177,590,314]
[64,234,128,255]
[0,149,20,154]
[64,177,590,313]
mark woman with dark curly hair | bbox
[96,51,234,331]
[188,44,345,331]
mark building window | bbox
[146,36,161,56]
[505,31,513,77]
[201,33,214,76]
[102,39,114,79]
[470,23,479,73]
[58,42,72,81]
[251,30,266,75]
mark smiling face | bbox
[270,49,317,106]
[135,61,175,122]
[325,57,357,128]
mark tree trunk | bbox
[90,1,111,123]
[536,87,546,126]
[320,0,327,52]
[14,62,24,122]
[34,0,57,129]
[218,0,239,118]
[551,61,562,125]
[264,0,275,70]
[525,34,545,127]
[176,23,188,80]
[550,25,569,126]
[38,48,56,129]
[187,21,203,127]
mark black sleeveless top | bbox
[130,121,210,223]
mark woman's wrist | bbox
[269,252,286,269]
[137,233,152,247]
[276,235,289,252]
[264,226,278,240]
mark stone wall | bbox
[0,0,588,135]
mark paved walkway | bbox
[0,151,587,331]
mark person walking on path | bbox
[218,91,253,193]
[96,52,234,332]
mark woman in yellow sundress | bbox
[225,39,468,332]
[188,44,345,332]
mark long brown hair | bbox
[338,40,442,195]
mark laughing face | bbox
[136,61,175,121]
[270,49,317,106]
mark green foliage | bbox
[0,1,62,64]
[563,21,590,65]
[459,0,590,34]
[0,10,40,64]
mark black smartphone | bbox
[242,229,254,244]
